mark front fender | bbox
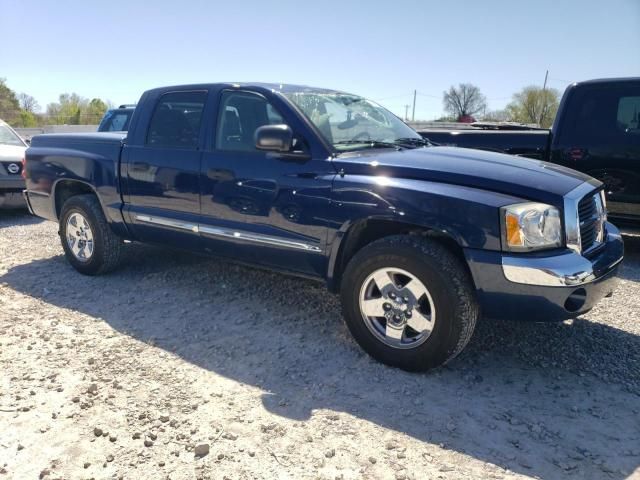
[325,175,526,284]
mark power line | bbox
[415,92,440,99]
[373,93,413,101]
[548,76,574,84]
[375,91,442,101]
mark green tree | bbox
[17,110,38,127]
[0,78,21,124]
[71,108,81,125]
[46,93,109,125]
[85,98,108,124]
[443,83,487,121]
[45,102,61,124]
[506,86,560,128]
[62,93,83,125]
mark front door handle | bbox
[131,162,150,171]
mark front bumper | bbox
[465,222,624,321]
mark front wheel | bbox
[59,194,123,275]
[340,235,478,371]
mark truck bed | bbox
[25,132,126,226]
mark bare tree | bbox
[18,93,40,113]
[443,84,487,120]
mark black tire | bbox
[340,235,478,371]
[59,194,123,275]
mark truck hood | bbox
[333,146,594,202]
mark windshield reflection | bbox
[284,92,423,151]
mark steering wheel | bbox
[351,131,371,141]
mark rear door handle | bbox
[131,162,150,171]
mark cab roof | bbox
[144,82,349,96]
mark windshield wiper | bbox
[334,140,401,150]
[393,137,431,148]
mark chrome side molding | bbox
[199,225,321,252]
[135,214,198,233]
[134,214,321,253]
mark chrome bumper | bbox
[502,223,624,287]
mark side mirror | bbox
[24,138,31,146]
[255,124,292,152]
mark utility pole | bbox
[404,104,410,121]
[412,90,417,122]
[540,69,549,126]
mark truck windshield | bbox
[284,91,423,151]
[0,124,25,147]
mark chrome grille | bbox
[578,192,605,253]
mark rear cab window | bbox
[617,96,640,134]
[100,111,132,132]
[558,82,640,145]
[146,91,208,149]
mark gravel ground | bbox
[0,211,639,480]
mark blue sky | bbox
[1,0,639,120]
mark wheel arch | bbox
[53,179,98,220]
[326,217,472,293]
[53,179,131,239]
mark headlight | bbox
[501,202,562,252]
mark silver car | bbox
[0,120,27,208]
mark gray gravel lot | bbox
[0,211,639,479]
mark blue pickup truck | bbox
[23,83,624,371]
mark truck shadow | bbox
[622,233,640,278]
[0,210,41,229]
[1,244,639,479]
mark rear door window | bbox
[146,91,207,149]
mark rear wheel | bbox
[59,194,122,275]
[340,235,478,371]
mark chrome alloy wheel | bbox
[359,267,436,349]
[66,212,94,262]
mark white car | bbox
[0,119,27,208]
